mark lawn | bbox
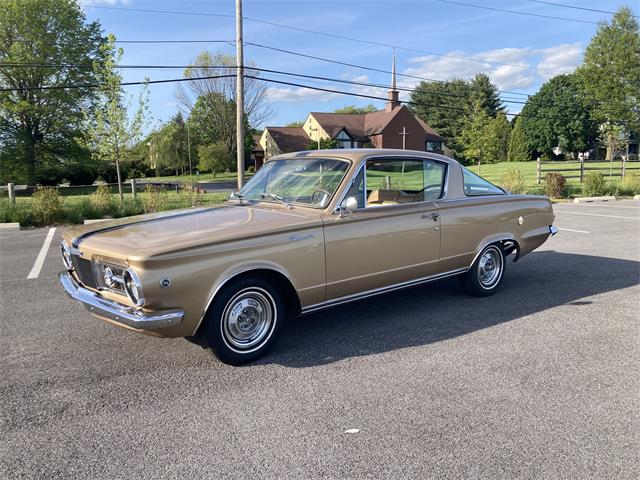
[474,160,635,188]
[139,171,254,184]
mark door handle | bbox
[423,212,439,221]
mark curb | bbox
[0,222,20,230]
[573,196,616,203]
[84,219,110,224]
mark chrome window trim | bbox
[333,154,449,214]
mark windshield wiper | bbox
[260,192,293,209]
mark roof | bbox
[310,105,442,141]
[273,148,458,166]
[252,134,263,152]
[264,127,310,152]
[309,112,368,141]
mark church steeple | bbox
[386,48,400,112]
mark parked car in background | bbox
[60,149,556,364]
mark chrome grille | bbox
[71,255,97,289]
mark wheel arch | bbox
[191,264,301,337]
[470,235,521,269]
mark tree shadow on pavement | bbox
[259,251,639,368]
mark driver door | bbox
[323,157,446,300]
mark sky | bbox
[80,0,637,130]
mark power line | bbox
[245,43,533,98]
[82,4,571,75]
[0,74,235,92]
[0,62,531,105]
[0,72,597,122]
[433,0,598,24]
[522,1,635,17]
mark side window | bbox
[462,168,505,196]
[364,159,445,207]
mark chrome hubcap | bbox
[478,248,502,288]
[222,289,274,350]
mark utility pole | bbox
[235,0,245,189]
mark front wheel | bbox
[460,244,506,296]
[205,277,284,365]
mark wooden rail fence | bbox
[536,157,640,184]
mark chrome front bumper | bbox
[59,272,184,329]
[549,225,558,236]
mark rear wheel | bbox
[205,277,284,365]
[460,244,506,296]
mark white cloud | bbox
[536,43,582,77]
[265,87,339,103]
[403,43,583,92]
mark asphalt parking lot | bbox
[1,200,639,479]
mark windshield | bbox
[237,157,350,208]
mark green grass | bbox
[475,160,637,188]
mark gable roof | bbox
[264,127,310,152]
[310,106,442,141]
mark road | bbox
[1,200,639,479]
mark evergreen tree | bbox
[508,116,530,162]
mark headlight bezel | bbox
[60,241,73,270]
[123,268,145,308]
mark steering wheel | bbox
[311,189,331,206]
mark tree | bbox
[307,138,337,150]
[459,100,494,173]
[0,0,106,184]
[150,113,190,175]
[176,52,272,158]
[487,112,511,163]
[410,79,471,157]
[520,74,597,158]
[469,73,504,117]
[197,143,233,177]
[188,92,252,160]
[334,104,378,114]
[508,116,530,162]
[410,75,504,160]
[578,7,640,159]
[286,120,305,127]
[84,34,149,201]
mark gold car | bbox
[59,149,556,364]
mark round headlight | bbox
[60,242,73,270]
[123,269,144,307]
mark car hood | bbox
[63,204,323,261]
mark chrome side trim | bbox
[59,272,183,329]
[301,267,467,314]
[549,225,558,236]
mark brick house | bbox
[259,57,443,159]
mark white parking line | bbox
[27,228,56,279]
[555,211,640,221]
[557,228,590,234]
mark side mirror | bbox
[336,196,358,217]
[343,196,359,211]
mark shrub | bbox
[247,165,255,174]
[500,168,525,194]
[619,173,640,196]
[89,185,113,217]
[180,183,203,207]
[0,199,33,225]
[114,197,144,218]
[31,187,63,225]
[583,171,607,196]
[142,185,167,213]
[544,172,566,198]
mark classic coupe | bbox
[60,149,556,364]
